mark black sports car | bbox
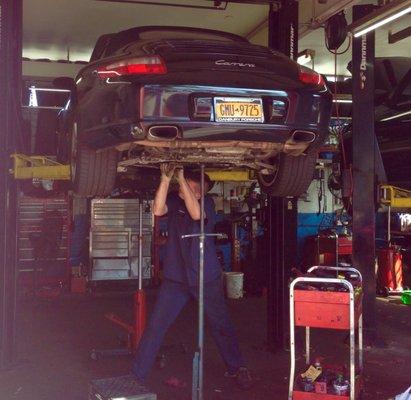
[56,26,332,197]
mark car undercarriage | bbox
[116,136,313,171]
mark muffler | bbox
[148,125,179,140]
[291,130,316,143]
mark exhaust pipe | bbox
[148,125,179,140]
[291,130,316,143]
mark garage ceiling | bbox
[23,0,411,77]
[250,0,411,75]
[23,0,268,61]
[298,16,411,76]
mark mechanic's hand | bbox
[176,166,185,183]
[160,163,176,182]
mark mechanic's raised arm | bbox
[153,164,175,216]
[177,168,201,221]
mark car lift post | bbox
[0,0,22,369]
[266,0,299,351]
[351,4,377,343]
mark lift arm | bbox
[205,169,252,182]
[379,184,411,209]
[10,153,71,180]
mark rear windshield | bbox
[99,27,245,59]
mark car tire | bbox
[71,122,118,197]
[257,153,316,197]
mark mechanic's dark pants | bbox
[132,278,244,380]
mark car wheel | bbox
[257,153,316,197]
[71,122,118,197]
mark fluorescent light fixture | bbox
[33,87,71,93]
[333,94,352,104]
[333,99,353,104]
[380,110,411,121]
[350,0,411,37]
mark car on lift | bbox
[55,26,332,197]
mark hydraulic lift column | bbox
[266,0,299,351]
[351,4,377,343]
[0,0,22,369]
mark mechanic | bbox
[132,164,253,390]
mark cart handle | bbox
[290,276,355,296]
[307,265,363,285]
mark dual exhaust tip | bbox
[147,125,316,144]
[148,125,179,140]
[291,130,316,144]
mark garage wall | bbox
[297,167,345,261]
[23,60,82,78]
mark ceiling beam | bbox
[389,25,411,43]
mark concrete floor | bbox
[0,286,410,400]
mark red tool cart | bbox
[288,266,363,400]
[317,231,353,266]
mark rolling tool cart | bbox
[316,231,353,267]
[289,266,363,400]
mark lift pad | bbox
[89,375,156,400]
[10,153,70,180]
[205,169,252,182]
[379,185,411,209]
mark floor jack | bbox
[90,200,146,360]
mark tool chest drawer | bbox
[293,290,362,330]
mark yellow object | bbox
[205,169,252,182]
[379,185,411,209]
[10,153,71,180]
[301,366,322,382]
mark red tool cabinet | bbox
[289,266,363,400]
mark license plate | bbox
[214,97,264,123]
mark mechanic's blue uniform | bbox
[132,192,244,380]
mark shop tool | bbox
[181,165,223,400]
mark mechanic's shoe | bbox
[225,367,255,390]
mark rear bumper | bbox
[79,83,332,150]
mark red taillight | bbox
[299,66,325,87]
[96,56,167,78]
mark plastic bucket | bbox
[224,272,244,299]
